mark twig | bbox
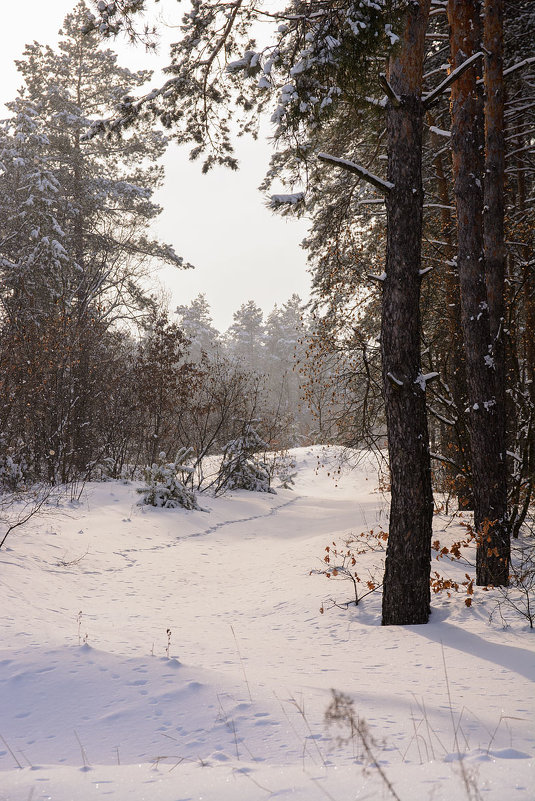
[289,692,327,767]
[74,729,90,768]
[423,52,484,108]
[441,646,481,801]
[0,733,23,768]
[230,625,252,702]
[355,719,402,801]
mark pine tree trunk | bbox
[428,117,473,508]
[381,0,434,626]
[448,0,509,586]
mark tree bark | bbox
[428,116,473,509]
[381,0,434,626]
[448,0,509,586]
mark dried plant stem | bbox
[355,720,402,801]
[74,729,90,768]
[0,733,22,769]
[441,645,481,801]
[230,624,252,702]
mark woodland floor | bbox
[0,446,533,800]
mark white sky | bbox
[2,0,311,332]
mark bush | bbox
[137,449,200,510]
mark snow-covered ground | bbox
[0,446,533,800]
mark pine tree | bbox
[447,0,509,586]
[0,1,187,482]
[215,422,274,495]
[12,0,185,322]
[226,300,265,370]
[135,312,197,466]
[175,294,220,363]
[137,448,200,510]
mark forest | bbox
[0,2,534,799]
[1,0,533,623]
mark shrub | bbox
[137,449,200,509]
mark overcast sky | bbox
[2,0,311,332]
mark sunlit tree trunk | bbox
[381,0,434,626]
[448,0,509,586]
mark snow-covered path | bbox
[1,447,533,800]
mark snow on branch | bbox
[414,372,439,390]
[365,95,387,109]
[386,372,404,388]
[379,73,401,107]
[423,52,484,108]
[317,153,393,196]
[269,192,304,209]
[430,451,464,471]
[429,125,451,138]
[504,56,535,77]
[367,272,387,283]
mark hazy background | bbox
[2,0,311,331]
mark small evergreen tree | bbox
[215,423,275,495]
[137,449,200,509]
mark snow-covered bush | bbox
[0,455,26,492]
[274,453,297,489]
[137,449,200,509]
[216,424,275,495]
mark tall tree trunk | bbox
[448,0,509,586]
[381,0,434,626]
[428,116,473,508]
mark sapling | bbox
[312,530,386,610]
[215,423,275,495]
[137,450,201,510]
[490,526,535,627]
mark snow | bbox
[0,446,533,800]
[269,193,304,207]
[429,126,451,139]
[415,372,440,390]
[367,271,387,282]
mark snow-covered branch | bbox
[317,153,393,196]
[423,52,484,108]
[379,73,401,107]
[269,192,304,210]
[504,56,535,78]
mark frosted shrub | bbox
[216,424,275,495]
[0,455,26,492]
[137,449,200,510]
[276,455,297,490]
